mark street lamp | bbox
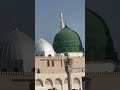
[64,53,73,90]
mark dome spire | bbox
[60,10,65,30]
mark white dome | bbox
[0,29,34,72]
[36,38,55,57]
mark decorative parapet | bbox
[86,72,120,77]
[35,55,85,58]
[0,72,34,76]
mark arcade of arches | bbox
[35,76,84,90]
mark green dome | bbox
[86,9,117,61]
[53,26,84,53]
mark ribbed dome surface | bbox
[36,38,55,56]
[86,9,117,61]
[53,26,83,53]
[0,30,34,72]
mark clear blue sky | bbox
[35,0,85,48]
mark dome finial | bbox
[60,9,65,30]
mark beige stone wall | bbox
[0,72,34,90]
[35,56,85,74]
[86,72,120,90]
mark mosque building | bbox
[35,9,120,90]
[0,8,120,90]
[35,12,85,90]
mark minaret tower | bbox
[60,10,65,30]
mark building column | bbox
[80,78,83,90]
[62,80,64,90]
[52,78,55,89]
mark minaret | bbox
[60,11,65,30]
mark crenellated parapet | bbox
[86,72,120,77]
[0,72,34,76]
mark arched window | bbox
[73,77,80,84]
[35,79,43,87]
[52,61,54,67]
[73,77,81,90]
[45,78,53,86]
[55,78,62,84]
[47,60,50,67]
[37,68,40,73]
[61,60,63,67]
[55,78,62,90]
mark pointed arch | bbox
[35,79,43,87]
